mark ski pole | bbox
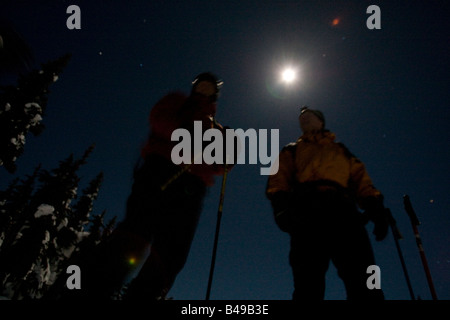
[403,195,438,300]
[206,162,229,300]
[160,152,203,191]
[160,162,194,191]
[385,208,415,300]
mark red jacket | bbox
[141,92,226,186]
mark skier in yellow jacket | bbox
[266,106,389,300]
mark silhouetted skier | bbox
[68,73,228,300]
[266,106,389,300]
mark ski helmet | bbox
[300,106,325,127]
[191,72,223,101]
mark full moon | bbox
[281,68,297,84]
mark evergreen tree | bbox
[0,165,40,250]
[70,172,104,233]
[66,210,116,265]
[0,54,71,173]
[0,146,116,299]
[102,214,117,241]
[52,171,104,281]
[0,177,19,248]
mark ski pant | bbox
[73,154,206,300]
[288,188,384,300]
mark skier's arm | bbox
[269,191,294,233]
[349,157,388,241]
[266,147,297,233]
[349,156,382,210]
[266,147,296,196]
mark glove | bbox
[363,196,389,241]
[270,191,294,233]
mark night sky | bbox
[1,1,449,300]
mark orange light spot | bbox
[332,18,340,26]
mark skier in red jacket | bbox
[76,73,228,300]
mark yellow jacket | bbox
[266,131,381,210]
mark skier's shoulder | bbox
[150,92,189,120]
[335,141,358,160]
[281,141,298,157]
[282,141,298,150]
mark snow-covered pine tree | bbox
[70,172,104,234]
[0,145,116,299]
[0,178,19,248]
[0,147,85,299]
[63,210,116,269]
[43,210,117,300]
[84,210,117,246]
[0,165,40,250]
[50,171,105,286]
[0,54,71,173]
[101,214,117,241]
